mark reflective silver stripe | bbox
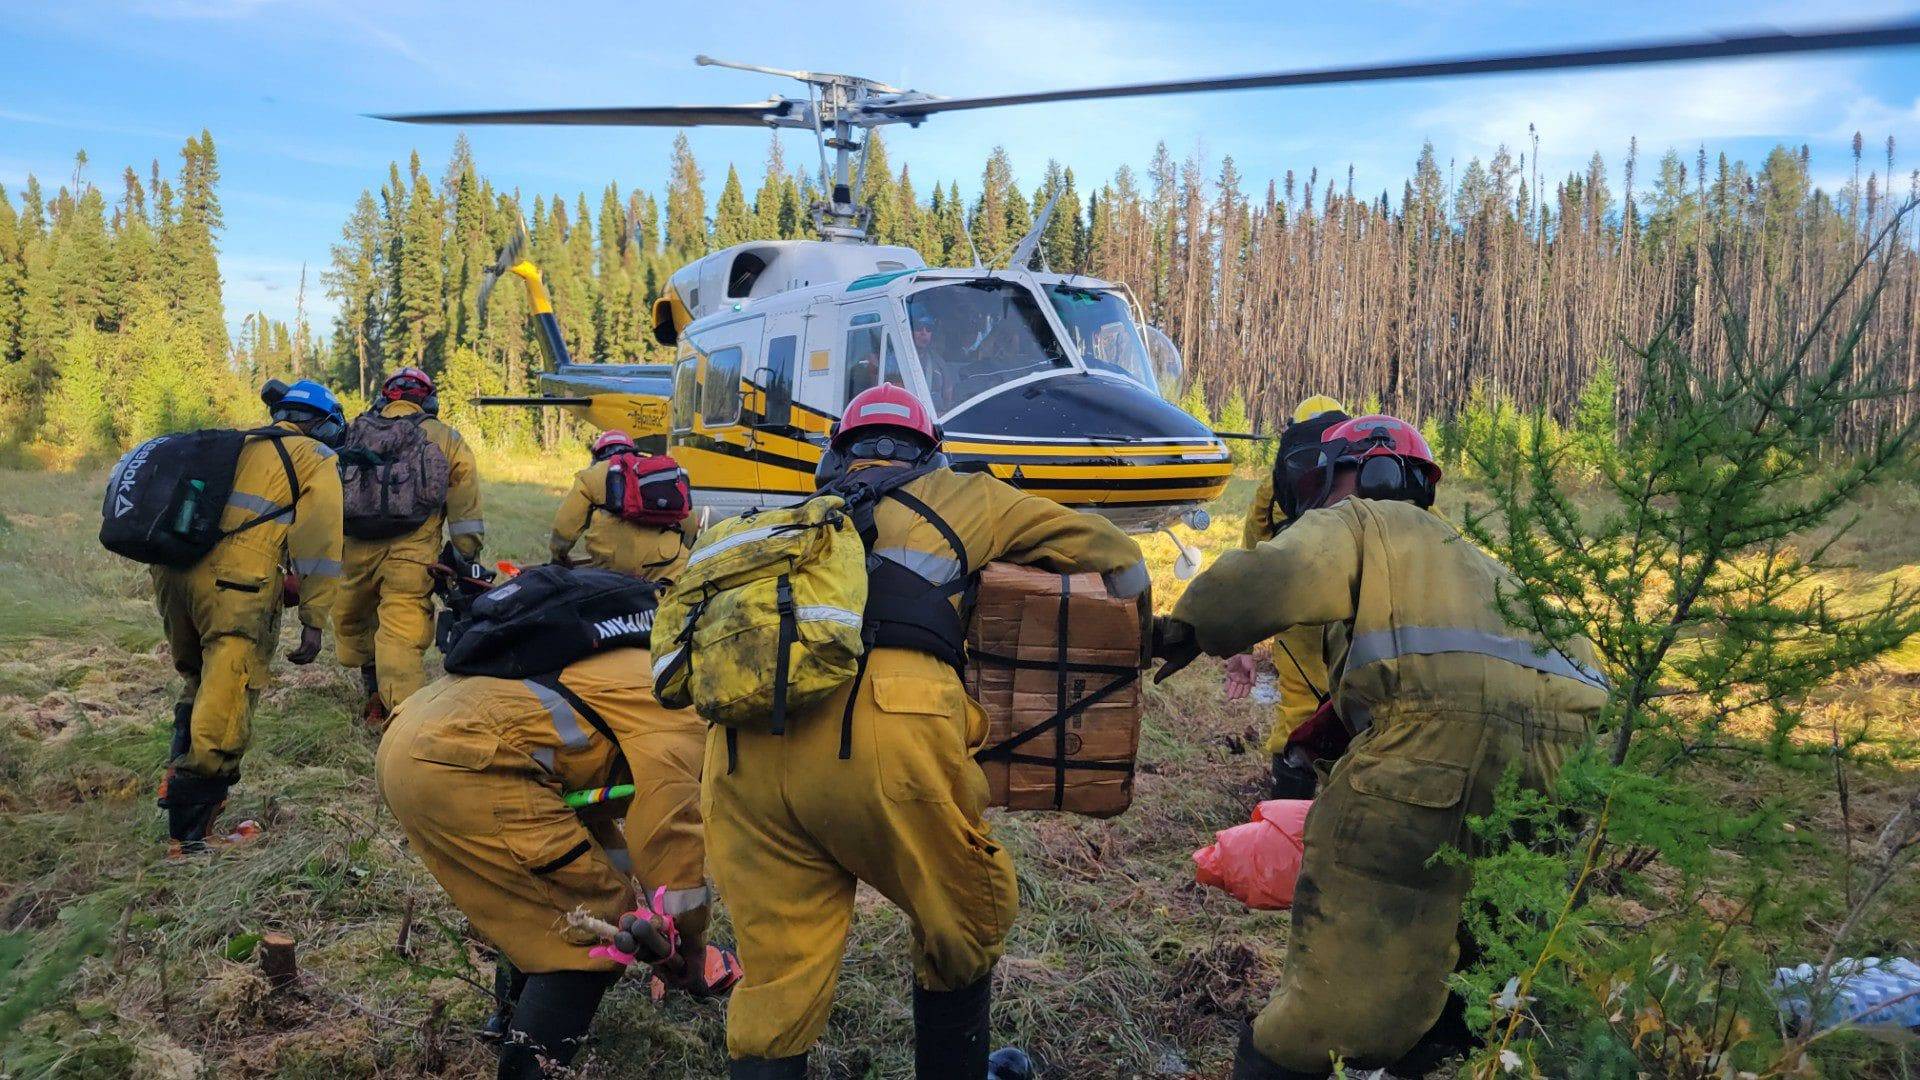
[449,519,486,537]
[651,648,682,681]
[290,557,341,577]
[874,547,960,584]
[530,747,557,774]
[654,884,713,915]
[313,444,337,460]
[524,679,591,749]
[1346,626,1611,692]
[795,605,862,629]
[685,523,787,568]
[226,492,283,515]
[605,847,634,875]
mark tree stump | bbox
[260,932,298,991]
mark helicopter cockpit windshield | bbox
[905,279,1072,415]
[1044,284,1156,391]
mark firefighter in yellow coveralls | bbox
[548,430,693,582]
[378,645,716,1079]
[336,367,485,722]
[1152,415,1610,1079]
[153,379,345,856]
[709,386,1148,1080]
[1228,395,1348,798]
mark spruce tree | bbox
[664,133,707,260]
[971,147,1018,266]
[392,162,445,371]
[323,189,384,394]
[752,134,789,240]
[860,132,898,244]
[711,165,752,249]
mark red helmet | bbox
[1324,414,1441,482]
[382,366,434,402]
[590,429,636,461]
[831,385,939,452]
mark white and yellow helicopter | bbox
[386,20,1920,534]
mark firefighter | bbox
[154,379,345,856]
[548,430,694,582]
[376,645,718,1079]
[336,367,485,723]
[1152,415,1610,1079]
[1227,395,1349,798]
[709,385,1148,1080]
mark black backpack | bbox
[99,428,301,569]
[442,565,660,678]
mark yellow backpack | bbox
[651,494,869,732]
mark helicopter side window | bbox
[1045,284,1156,390]
[671,355,699,433]
[843,314,900,403]
[906,280,1071,415]
[701,345,744,426]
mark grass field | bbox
[0,455,1915,1078]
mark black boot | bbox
[1269,753,1317,801]
[1232,1023,1329,1080]
[729,1055,808,1079]
[158,768,230,856]
[913,974,992,1080]
[481,956,527,1043]
[496,970,618,1079]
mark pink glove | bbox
[587,886,679,967]
[1223,653,1258,701]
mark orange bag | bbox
[1192,799,1312,910]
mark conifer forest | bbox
[1,127,1915,460]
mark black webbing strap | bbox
[222,429,303,541]
[530,838,592,876]
[1053,575,1070,806]
[725,726,738,775]
[885,489,969,578]
[1272,637,1332,706]
[838,649,870,760]
[972,670,1139,772]
[770,574,796,736]
[528,673,620,747]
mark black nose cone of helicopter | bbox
[940,372,1221,449]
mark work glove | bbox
[1223,653,1257,700]
[286,625,324,665]
[1150,616,1201,684]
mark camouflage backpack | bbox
[339,412,451,539]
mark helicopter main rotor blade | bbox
[374,102,791,127]
[878,19,1920,117]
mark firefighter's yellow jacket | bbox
[1173,497,1609,1071]
[154,421,343,778]
[706,463,1146,1061]
[337,399,485,708]
[548,459,693,582]
[376,647,709,974]
[1239,472,1329,748]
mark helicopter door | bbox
[677,314,765,514]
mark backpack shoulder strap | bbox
[883,486,969,580]
[221,428,305,542]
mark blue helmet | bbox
[270,379,347,446]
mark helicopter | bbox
[384,18,1920,534]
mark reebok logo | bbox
[592,611,654,640]
[109,437,166,518]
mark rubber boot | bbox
[360,665,387,727]
[1232,1023,1329,1080]
[481,956,527,1043]
[728,1055,808,1079]
[913,974,992,1080]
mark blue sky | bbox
[4,0,1918,332]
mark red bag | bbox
[1193,799,1312,910]
[606,453,691,526]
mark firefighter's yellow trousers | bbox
[702,648,1019,1061]
[336,531,437,708]
[1248,702,1586,1073]
[153,561,280,779]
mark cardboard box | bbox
[967,562,1148,817]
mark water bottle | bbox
[172,479,205,535]
[1773,957,1920,1032]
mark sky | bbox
[3,0,1918,334]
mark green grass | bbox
[0,457,1914,1078]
